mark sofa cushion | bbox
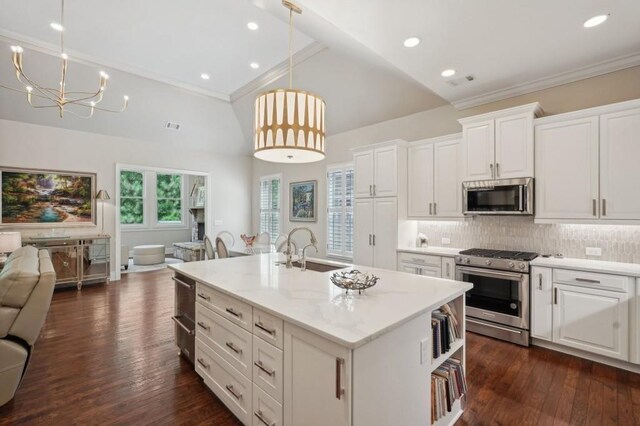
[0,307,20,338]
[2,246,36,269]
[0,247,40,308]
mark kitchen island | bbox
[169,253,472,426]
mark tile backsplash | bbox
[417,216,640,264]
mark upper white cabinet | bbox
[459,103,542,181]
[407,134,462,219]
[354,197,398,270]
[535,99,640,224]
[353,142,403,199]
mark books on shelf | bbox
[431,358,467,424]
[431,302,460,360]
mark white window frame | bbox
[119,169,147,229]
[155,173,186,228]
[326,162,354,260]
[259,174,282,243]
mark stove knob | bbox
[464,258,471,264]
[485,259,492,266]
[518,263,526,270]
[508,262,515,269]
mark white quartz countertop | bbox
[397,246,463,257]
[169,253,472,349]
[530,256,640,277]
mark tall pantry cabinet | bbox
[352,141,409,270]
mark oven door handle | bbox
[467,318,523,335]
[456,266,525,280]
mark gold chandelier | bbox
[1,0,128,118]
[253,0,326,163]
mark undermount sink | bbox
[275,260,345,273]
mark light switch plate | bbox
[441,237,451,245]
[586,247,602,256]
[420,338,429,365]
[214,220,223,226]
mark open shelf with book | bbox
[430,294,467,425]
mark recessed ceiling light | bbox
[403,37,421,48]
[250,62,260,69]
[583,14,608,28]
[247,22,259,31]
[200,73,210,80]
[441,69,456,77]
[50,22,64,31]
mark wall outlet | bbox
[441,237,451,245]
[214,219,223,226]
[585,247,602,257]
[420,338,429,365]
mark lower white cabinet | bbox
[354,197,398,270]
[253,385,283,426]
[397,251,456,279]
[553,283,629,360]
[284,323,351,426]
[635,279,640,364]
[442,257,455,280]
[531,267,553,341]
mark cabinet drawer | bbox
[253,385,283,426]
[253,308,284,350]
[195,338,253,424]
[196,303,253,378]
[397,252,441,267]
[553,269,631,293]
[196,283,253,331]
[253,335,283,403]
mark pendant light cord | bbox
[60,0,65,55]
[288,7,293,89]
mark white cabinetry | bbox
[535,99,640,224]
[354,198,397,270]
[441,257,455,280]
[283,323,351,426]
[397,251,456,280]
[408,134,462,219]
[353,143,401,199]
[531,267,553,341]
[459,103,542,181]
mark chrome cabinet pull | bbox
[602,199,607,216]
[225,341,242,354]
[254,360,275,376]
[490,163,494,178]
[553,287,558,305]
[369,185,372,196]
[429,202,432,215]
[373,184,376,196]
[368,234,372,246]
[446,263,450,277]
[225,384,242,400]
[496,163,500,177]
[254,410,275,426]
[225,307,242,318]
[575,277,601,284]
[372,234,376,246]
[592,199,597,216]
[197,321,209,331]
[172,316,194,335]
[538,273,543,290]
[434,202,437,215]
[172,276,194,289]
[255,322,276,336]
[335,357,345,400]
[197,358,209,370]
[197,292,210,301]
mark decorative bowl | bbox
[240,234,256,247]
[330,270,379,294]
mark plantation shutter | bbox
[326,165,354,258]
[260,175,281,243]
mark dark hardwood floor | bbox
[1,267,639,425]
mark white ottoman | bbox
[132,245,165,265]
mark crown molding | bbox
[451,52,640,110]
[0,29,231,102]
[230,41,326,103]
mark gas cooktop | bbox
[458,248,538,262]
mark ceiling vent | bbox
[165,121,181,131]
[446,75,475,87]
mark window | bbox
[327,164,354,259]
[120,170,144,225]
[156,173,183,224]
[260,175,281,243]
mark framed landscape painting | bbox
[1,167,96,227]
[290,180,317,222]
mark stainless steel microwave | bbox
[463,178,533,215]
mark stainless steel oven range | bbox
[455,248,538,346]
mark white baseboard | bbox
[531,338,640,374]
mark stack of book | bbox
[431,303,460,359]
[431,358,467,423]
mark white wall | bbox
[252,66,640,259]
[0,118,252,278]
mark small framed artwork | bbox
[195,186,206,207]
[290,180,317,222]
[1,166,96,227]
